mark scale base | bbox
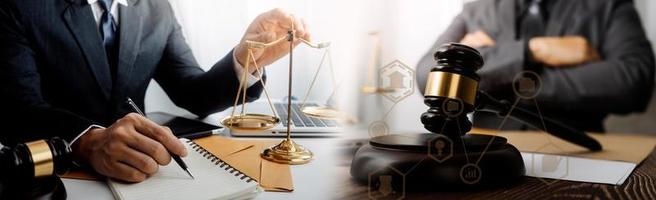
[350,134,525,191]
[261,139,313,165]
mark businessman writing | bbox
[0,0,309,182]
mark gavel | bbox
[421,43,601,151]
[0,137,72,199]
[351,43,601,190]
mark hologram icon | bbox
[379,60,414,103]
[378,175,394,196]
[531,143,570,185]
[435,140,445,156]
[367,59,415,139]
[446,100,460,113]
[428,134,453,163]
[518,77,536,94]
[369,121,390,138]
[442,98,465,118]
[542,154,564,173]
[460,164,482,185]
[368,165,405,200]
[388,71,407,89]
[513,71,542,99]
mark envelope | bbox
[193,136,294,192]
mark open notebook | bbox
[107,139,261,200]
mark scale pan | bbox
[301,106,347,120]
[221,114,280,132]
[360,86,396,94]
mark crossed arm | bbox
[417,0,654,115]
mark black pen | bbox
[126,97,195,179]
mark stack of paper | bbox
[496,132,656,185]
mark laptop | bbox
[227,101,342,137]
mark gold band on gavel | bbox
[26,140,54,178]
[424,71,479,105]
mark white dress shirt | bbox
[71,0,261,144]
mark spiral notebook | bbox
[107,139,261,200]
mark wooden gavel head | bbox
[352,44,527,188]
[0,137,72,181]
[421,43,483,138]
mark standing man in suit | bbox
[0,0,310,182]
[417,0,654,132]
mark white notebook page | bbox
[108,140,259,200]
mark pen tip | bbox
[187,170,195,179]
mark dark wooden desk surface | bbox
[334,148,656,200]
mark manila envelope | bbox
[193,136,294,192]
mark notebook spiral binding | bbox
[186,140,256,183]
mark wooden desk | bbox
[334,148,656,200]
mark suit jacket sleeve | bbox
[418,0,654,115]
[0,1,98,144]
[153,2,265,118]
[534,0,654,114]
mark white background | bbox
[147,0,656,135]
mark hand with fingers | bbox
[73,113,187,182]
[528,36,600,67]
[234,8,311,73]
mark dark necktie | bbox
[519,0,545,39]
[98,0,118,81]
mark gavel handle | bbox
[476,91,602,151]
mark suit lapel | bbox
[62,0,113,99]
[114,0,143,96]
[497,0,517,42]
[545,0,569,36]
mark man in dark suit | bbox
[0,0,309,182]
[417,0,655,132]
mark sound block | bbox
[0,176,66,200]
[350,133,525,192]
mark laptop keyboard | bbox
[274,103,339,128]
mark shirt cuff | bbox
[233,52,262,88]
[69,124,105,145]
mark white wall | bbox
[146,0,390,120]
[145,0,463,132]
[380,1,463,133]
[148,0,656,135]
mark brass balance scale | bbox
[360,31,396,94]
[221,20,343,165]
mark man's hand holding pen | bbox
[68,8,310,183]
[73,113,187,182]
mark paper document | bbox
[492,131,656,185]
[521,152,635,185]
